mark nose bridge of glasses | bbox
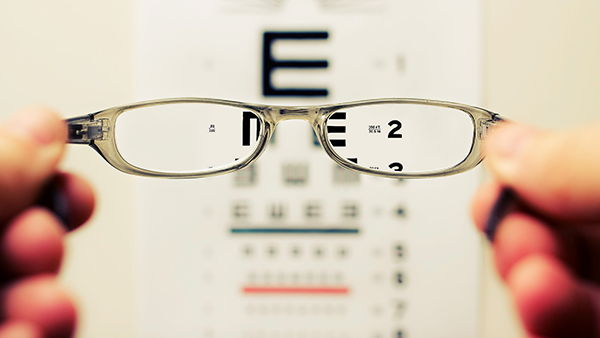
[266,106,317,124]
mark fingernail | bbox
[486,124,537,177]
[484,187,517,242]
[4,108,60,145]
[37,176,71,230]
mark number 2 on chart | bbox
[388,120,402,138]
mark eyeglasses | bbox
[66,98,504,179]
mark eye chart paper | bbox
[135,1,483,337]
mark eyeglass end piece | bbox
[66,116,110,144]
[478,115,505,140]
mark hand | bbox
[472,123,600,337]
[0,107,95,338]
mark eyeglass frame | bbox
[65,97,504,179]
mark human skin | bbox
[0,107,95,338]
[472,123,600,338]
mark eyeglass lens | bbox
[325,104,475,173]
[113,103,475,175]
[114,103,262,173]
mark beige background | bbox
[0,1,599,337]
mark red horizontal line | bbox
[243,286,349,295]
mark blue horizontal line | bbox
[230,228,359,234]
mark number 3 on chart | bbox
[389,162,403,172]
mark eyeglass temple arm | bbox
[65,114,109,145]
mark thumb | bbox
[0,107,66,223]
[484,123,600,222]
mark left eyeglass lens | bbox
[114,103,262,173]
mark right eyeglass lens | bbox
[325,103,475,174]
[114,103,262,174]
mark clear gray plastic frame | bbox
[65,98,504,179]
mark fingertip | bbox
[493,213,561,280]
[482,123,539,182]
[0,107,67,223]
[1,208,65,276]
[3,106,66,146]
[484,123,600,222]
[2,276,76,338]
[0,321,44,338]
[507,254,596,337]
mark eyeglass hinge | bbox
[478,114,505,140]
[66,115,110,144]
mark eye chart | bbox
[135,1,483,338]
